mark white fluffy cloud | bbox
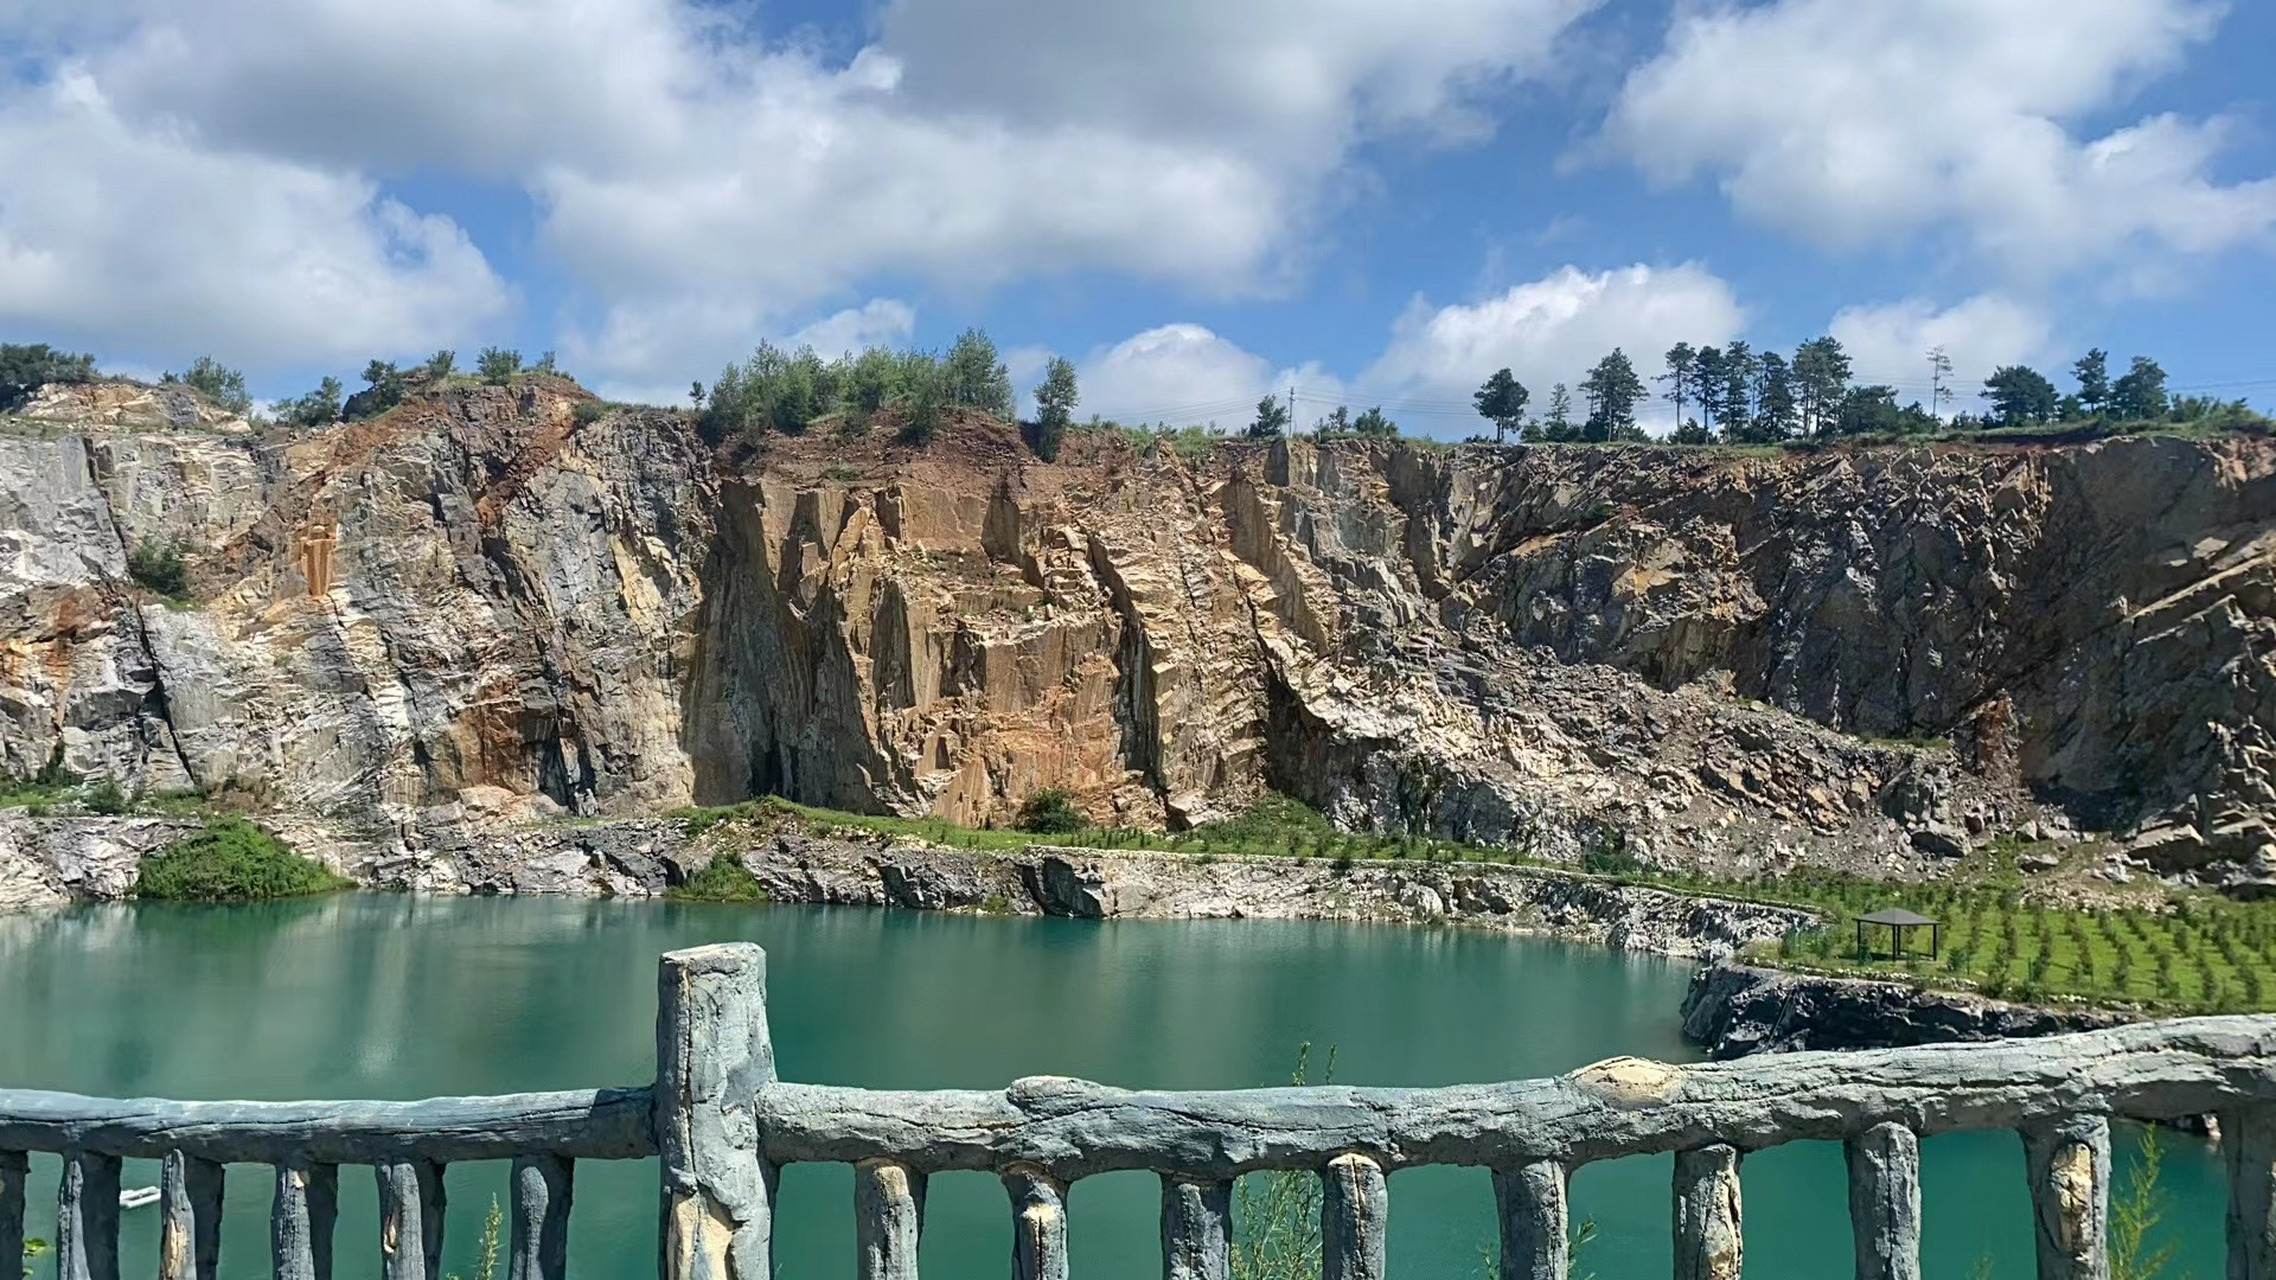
[0,70,508,366]
[1365,263,1746,429]
[1598,0,2276,280]
[577,297,919,406]
[1074,325,1341,429]
[1829,294,2056,410]
[1,0,1607,383]
[1063,262,1744,437]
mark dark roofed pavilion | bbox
[1856,907,1941,960]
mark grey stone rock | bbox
[1680,961,2126,1060]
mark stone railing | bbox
[5,942,2276,1279]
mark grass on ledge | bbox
[666,851,770,904]
[133,817,350,901]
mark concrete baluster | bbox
[2023,1114,2109,1280]
[656,943,777,1280]
[161,1150,225,1280]
[1494,1160,1568,1280]
[1160,1175,1231,1280]
[854,1158,925,1280]
[1673,1144,1743,1280]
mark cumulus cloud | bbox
[1597,0,2276,280]
[1828,294,2056,411]
[1059,263,1744,437]
[578,297,919,406]
[1364,263,1746,430]
[0,70,509,368]
[1,0,1607,383]
[1076,325,1284,428]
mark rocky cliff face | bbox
[3,380,2270,883]
[1679,960,2128,1058]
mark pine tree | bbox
[1247,394,1289,438]
[1717,340,1756,439]
[1533,383,1575,442]
[1472,368,1529,443]
[943,328,1014,418]
[1791,336,1853,437]
[2110,356,2168,421]
[1658,343,1698,428]
[1751,351,1797,441]
[1579,349,1646,443]
[1983,365,2061,426]
[1693,346,1726,433]
[2072,348,2109,414]
[1031,356,1078,461]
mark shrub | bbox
[162,356,252,415]
[83,780,129,816]
[572,400,610,427]
[667,851,769,904]
[477,347,523,385]
[1015,788,1088,835]
[127,538,189,597]
[134,817,349,900]
[273,377,344,428]
[423,349,457,380]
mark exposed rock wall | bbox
[1679,959,2129,1059]
[3,381,2270,883]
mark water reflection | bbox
[0,898,2222,1278]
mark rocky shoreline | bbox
[2,809,1818,959]
[1679,958,2131,1059]
[2,809,2167,1065]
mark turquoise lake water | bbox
[0,896,2226,1276]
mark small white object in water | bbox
[119,1187,160,1210]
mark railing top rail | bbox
[0,1085,655,1163]
[758,1014,2276,1178]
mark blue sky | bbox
[2,0,2272,436]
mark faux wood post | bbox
[853,1158,925,1280]
[377,1160,445,1280]
[509,1153,573,1280]
[57,1148,121,1280]
[2023,1114,2110,1280]
[1322,1153,1387,1280]
[271,1160,339,1280]
[2229,1108,2276,1280]
[657,943,777,1280]
[1673,1144,1744,1280]
[1004,1165,1068,1280]
[161,1149,225,1280]
[1159,1175,1231,1280]
[1846,1122,1922,1280]
[0,1149,24,1280]
[1493,1160,1569,1280]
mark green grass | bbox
[666,851,770,903]
[133,817,350,901]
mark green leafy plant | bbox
[127,537,190,598]
[134,817,350,900]
[477,348,523,385]
[444,1194,504,1280]
[2110,1126,2178,1280]
[1231,1044,1335,1280]
[1015,788,1088,835]
[83,779,129,816]
[667,851,770,904]
[162,356,252,414]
